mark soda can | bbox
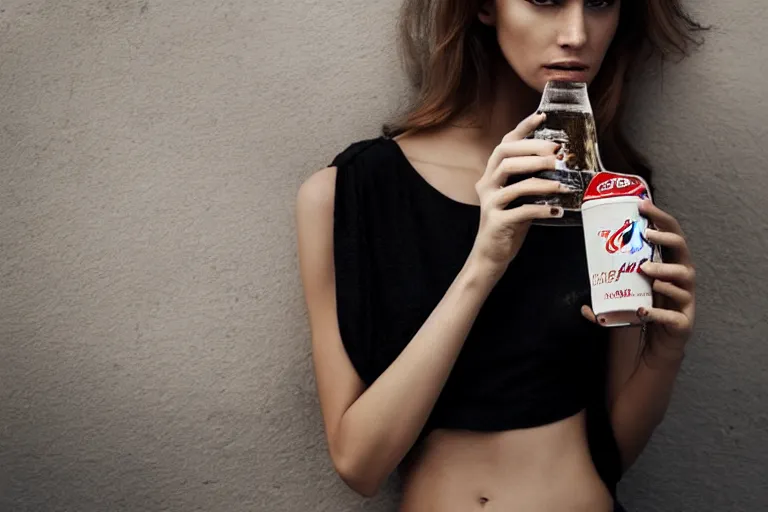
[581,172,662,327]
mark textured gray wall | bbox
[0,1,764,511]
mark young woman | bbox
[296,1,701,510]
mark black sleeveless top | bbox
[331,136,623,494]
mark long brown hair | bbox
[385,0,706,183]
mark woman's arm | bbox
[605,326,685,471]
[296,167,501,497]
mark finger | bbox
[652,280,694,305]
[644,228,691,263]
[501,203,563,223]
[638,199,684,235]
[640,261,696,289]
[501,112,546,143]
[498,140,561,158]
[581,305,598,324]
[491,155,557,184]
[637,306,691,334]
[486,140,559,177]
[492,177,573,207]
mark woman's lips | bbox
[542,67,590,82]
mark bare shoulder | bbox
[296,166,337,287]
[296,166,337,218]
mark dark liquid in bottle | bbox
[506,110,600,226]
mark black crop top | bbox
[331,136,623,494]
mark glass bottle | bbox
[507,81,605,226]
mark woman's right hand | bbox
[470,112,572,276]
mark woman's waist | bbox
[405,409,595,480]
[400,410,613,512]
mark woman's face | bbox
[480,0,621,92]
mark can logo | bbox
[598,217,649,254]
[583,171,648,202]
[596,177,633,194]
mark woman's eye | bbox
[527,0,616,7]
[586,0,616,8]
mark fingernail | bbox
[554,143,562,153]
[556,153,564,160]
[637,307,649,319]
[551,207,563,217]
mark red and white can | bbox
[581,172,661,327]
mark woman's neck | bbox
[443,64,541,171]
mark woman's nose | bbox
[557,6,588,49]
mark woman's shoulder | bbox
[297,166,337,218]
[329,135,395,170]
[297,136,396,219]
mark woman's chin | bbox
[527,79,548,95]
[510,73,546,96]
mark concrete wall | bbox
[0,0,765,511]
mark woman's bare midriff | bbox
[399,410,613,512]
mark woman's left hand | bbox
[581,199,696,354]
